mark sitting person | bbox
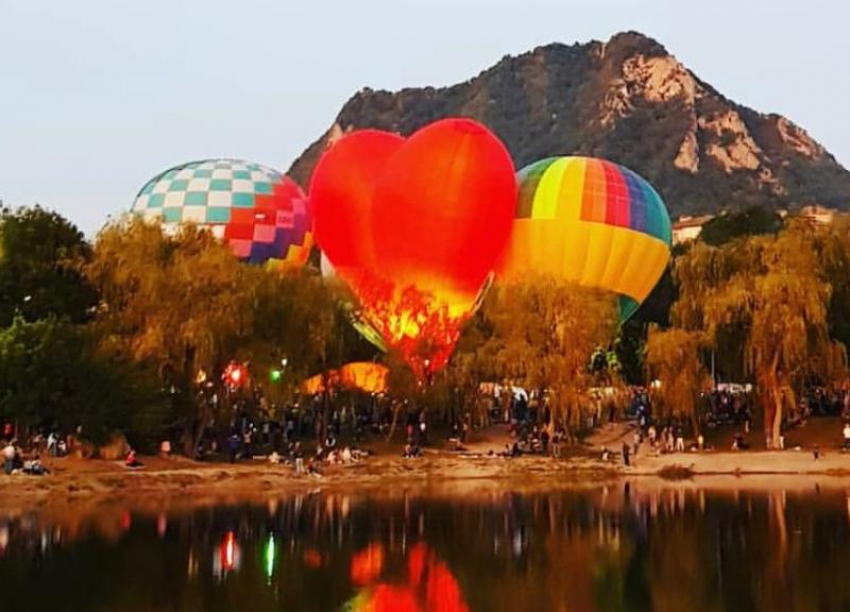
[732,433,749,451]
[22,455,48,476]
[341,446,353,464]
[403,443,421,458]
[307,459,324,477]
[268,450,281,464]
[125,449,143,468]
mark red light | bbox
[223,363,248,388]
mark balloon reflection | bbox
[350,543,385,586]
[346,542,468,612]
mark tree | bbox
[0,317,164,446]
[454,277,618,438]
[644,328,710,435]
[817,214,850,354]
[697,205,783,246]
[0,206,97,325]
[86,218,364,454]
[671,221,847,447]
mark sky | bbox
[1,0,848,235]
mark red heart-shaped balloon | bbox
[310,118,516,375]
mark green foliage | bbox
[85,218,370,449]
[699,206,784,246]
[0,205,97,326]
[817,215,850,354]
[645,328,710,433]
[0,317,164,445]
[445,276,619,432]
[670,220,847,445]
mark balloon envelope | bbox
[310,118,516,376]
[133,159,313,268]
[498,156,672,320]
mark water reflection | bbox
[1,483,850,610]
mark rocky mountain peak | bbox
[289,32,849,217]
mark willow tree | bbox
[470,276,618,438]
[86,218,351,454]
[644,328,710,435]
[817,213,850,353]
[672,221,846,447]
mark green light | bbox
[264,534,276,580]
[269,369,282,383]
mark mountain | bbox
[289,32,850,218]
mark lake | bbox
[1,481,849,611]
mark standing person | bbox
[842,422,850,450]
[551,430,561,459]
[675,428,685,452]
[632,431,641,456]
[622,442,630,467]
[294,442,305,475]
[2,440,16,475]
[227,431,240,464]
[47,432,58,457]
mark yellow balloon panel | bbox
[500,220,669,305]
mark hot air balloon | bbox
[498,156,672,320]
[132,159,313,268]
[311,118,516,377]
[302,362,389,395]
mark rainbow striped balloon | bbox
[498,156,672,320]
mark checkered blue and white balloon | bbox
[132,159,313,267]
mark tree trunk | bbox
[759,352,780,449]
[386,401,402,442]
[689,406,700,441]
[771,390,783,449]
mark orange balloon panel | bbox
[311,130,404,279]
[371,118,517,302]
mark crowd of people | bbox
[5,383,850,476]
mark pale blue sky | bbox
[1,0,847,234]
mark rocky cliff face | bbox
[289,32,849,217]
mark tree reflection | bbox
[1,485,850,611]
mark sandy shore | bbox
[4,443,850,517]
